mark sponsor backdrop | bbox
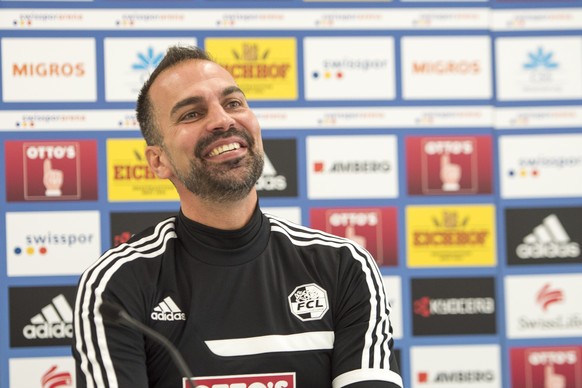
[1,0,581,387]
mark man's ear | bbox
[145,145,173,179]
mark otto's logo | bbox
[193,372,295,388]
[13,63,85,77]
[288,283,329,322]
[42,365,73,388]
[25,145,76,160]
[528,350,578,366]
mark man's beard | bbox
[170,128,264,203]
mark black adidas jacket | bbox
[73,205,402,388]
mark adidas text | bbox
[151,311,186,321]
[23,322,73,339]
[517,242,580,259]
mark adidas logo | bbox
[151,296,186,321]
[517,214,580,259]
[23,294,73,339]
[256,153,287,191]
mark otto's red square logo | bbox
[5,140,98,201]
[310,207,398,267]
[406,136,492,196]
[190,372,295,388]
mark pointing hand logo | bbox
[43,159,64,197]
[440,154,461,192]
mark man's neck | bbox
[179,190,258,230]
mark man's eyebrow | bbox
[170,86,246,117]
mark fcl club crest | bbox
[288,283,329,322]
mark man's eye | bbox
[182,111,200,121]
[226,100,242,109]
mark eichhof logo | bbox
[288,283,329,321]
[151,296,186,321]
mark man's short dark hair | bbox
[136,45,213,145]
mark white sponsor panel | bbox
[499,134,582,199]
[505,274,582,339]
[495,36,582,101]
[6,211,101,276]
[104,37,197,102]
[410,345,501,387]
[262,207,302,225]
[9,356,75,387]
[401,36,492,100]
[306,135,398,199]
[493,9,582,31]
[303,36,395,100]
[1,38,96,102]
[495,106,582,130]
[382,276,403,340]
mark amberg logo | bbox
[517,214,580,260]
[312,160,390,173]
[23,294,73,340]
[288,283,329,321]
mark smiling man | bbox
[73,45,403,388]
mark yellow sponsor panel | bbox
[107,139,179,201]
[205,37,297,100]
[407,204,496,267]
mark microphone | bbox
[100,301,197,388]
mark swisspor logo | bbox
[10,286,76,347]
[288,283,329,322]
[191,372,296,388]
[256,139,298,197]
[505,207,582,265]
[151,296,186,321]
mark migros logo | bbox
[412,60,480,75]
[13,63,85,77]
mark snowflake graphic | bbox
[132,47,164,71]
[523,47,558,70]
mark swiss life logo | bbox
[505,207,582,265]
[411,277,497,336]
[303,36,395,101]
[9,357,75,388]
[505,274,582,339]
[9,286,77,347]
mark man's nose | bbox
[205,104,235,132]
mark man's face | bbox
[148,59,264,202]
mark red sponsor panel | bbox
[191,372,295,388]
[5,140,98,201]
[510,346,582,388]
[406,135,492,195]
[310,207,398,266]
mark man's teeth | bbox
[208,142,241,157]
